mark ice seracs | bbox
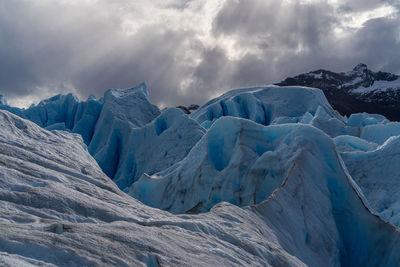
[0,91,102,143]
[190,85,342,128]
[2,109,400,266]
[3,82,400,266]
[339,135,400,226]
[70,95,103,144]
[87,83,160,181]
[0,84,205,192]
[131,116,368,213]
[333,135,378,153]
[110,107,205,191]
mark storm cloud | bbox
[0,0,399,107]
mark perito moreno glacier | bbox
[1,83,400,266]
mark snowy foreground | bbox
[1,85,400,266]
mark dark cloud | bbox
[210,0,400,87]
[0,0,399,107]
[348,17,400,72]
[0,0,201,106]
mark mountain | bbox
[176,104,199,114]
[276,63,400,121]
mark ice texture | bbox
[0,92,102,144]
[340,135,400,226]
[87,84,160,181]
[110,108,205,191]
[2,110,400,266]
[347,113,389,127]
[190,85,343,128]
[4,84,400,193]
[333,135,379,153]
[0,84,206,192]
[132,117,366,213]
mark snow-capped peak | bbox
[276,64,400,121]
[352,63,368,73]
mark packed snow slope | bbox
[1,110,400,266]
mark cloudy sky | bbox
[1,0,399,107]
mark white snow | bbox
[340,76,363,88]
[308,72,323,79]
[352,79,400,94]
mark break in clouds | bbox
[0,0,399,107]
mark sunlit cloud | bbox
[0,0,399,108]
[339,4,397,29]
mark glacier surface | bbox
[339,135,400,226]
[0,84,205,192]
[190,85,342,128]
[1,110,400,266]
[2,83,400,266]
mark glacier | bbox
[2,110,400,266]
[2,83,400,266]
[0,83,205,192]
[3,85,400,191]
[107,107,205,191]
[190,85,343,128]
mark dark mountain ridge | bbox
[276,63,400,121]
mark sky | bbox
[0,0,399,108]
